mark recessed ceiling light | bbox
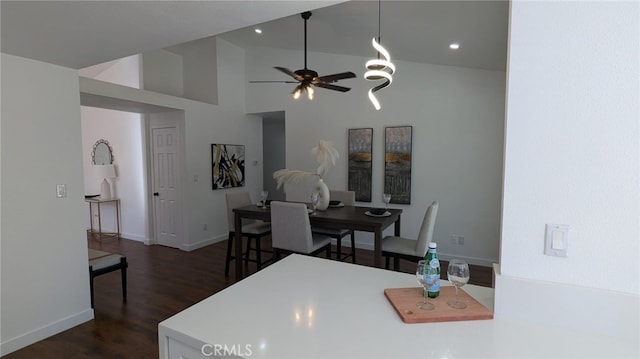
[449,43,460,50]
[254,28,262,34]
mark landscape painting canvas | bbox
[212,144,245,190]
[384,126,412,204]
[348,128,373,202]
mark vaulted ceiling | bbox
[1,1,508,72]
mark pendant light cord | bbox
[304,13,308,69]
[378,0,381,43]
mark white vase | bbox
[315,178,330,211]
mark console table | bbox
[86,197,120,241]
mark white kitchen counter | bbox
[159,254,637,358]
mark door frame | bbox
[145,111,187,248]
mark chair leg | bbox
[274,248,281,261]
[350,232,356,263]
[89,266,95,308]
[385,255,390,270]
[224,232,233,277]
[393,256,400,272]
[336,236,342,261]
[244,237,252,264]
[255,236,262,271]
[326,245,331,259]
[120,258,127,303]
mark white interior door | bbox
[151,125,183,248]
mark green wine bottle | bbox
[424,242,440,298]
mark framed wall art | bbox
[348,128,373,202]
[212,144,245,190]
[384,126,412,204]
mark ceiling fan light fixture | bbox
[293,86,302,99]
[307,85,314,100]
[250,11,355,100]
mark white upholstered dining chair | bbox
[382,201,439,271]
[224,191,272,276]
[312,190,357,263]
[270,201,332,260]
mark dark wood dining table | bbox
[233,203,402,280]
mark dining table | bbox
[233,203,402,280]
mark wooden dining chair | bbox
[382,201,439,271]
[312,190,357,263]
[224,191,272,276]
[270,201,332,260]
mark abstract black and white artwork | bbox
[212,144,245,190]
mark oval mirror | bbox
[92,139,113,165]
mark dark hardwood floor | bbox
[4,236,493,358]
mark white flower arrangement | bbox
[273,140,339,189]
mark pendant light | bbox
[364,0,396,110]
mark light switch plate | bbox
[544,224,569,257]
[56,184,67,198]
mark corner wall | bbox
[1,53,93,355]
[497,0,639,341]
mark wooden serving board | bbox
[384,286,493,324]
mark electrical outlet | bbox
[56,184,67,198]
[450,235,464,245]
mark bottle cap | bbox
[428,242,437,248]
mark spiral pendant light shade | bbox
[364,0,395,110]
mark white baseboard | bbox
[494,267,640,341]
[181,234,226,252]
[349,239,496,267]
[0,309,94,356]
[120,232,146,242]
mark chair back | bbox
[329,190,355,205]
[270,201,314,253]
[414,201,439,256]
[225,191,255,232]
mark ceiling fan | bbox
[249,11,356,100]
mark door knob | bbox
[153,192,159,196]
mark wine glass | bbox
[310,193,319,215]
[383,193,391,210]
[415,260,435,310]
[447,259,470,309]
[259,190,268,207]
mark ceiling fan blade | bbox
[314,82,351,92]
[315,71,356,83]
[249,80,299,83]
[274,67,304,81]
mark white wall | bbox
[1,53,93,355]
[142,49,184,97]
[80,56,147,242]
[246,47,506,265]
[495,0,639,340]
[263,116,286,201]
[79,54,141,89]
[181,39,264,248]
[81,107,146,241]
